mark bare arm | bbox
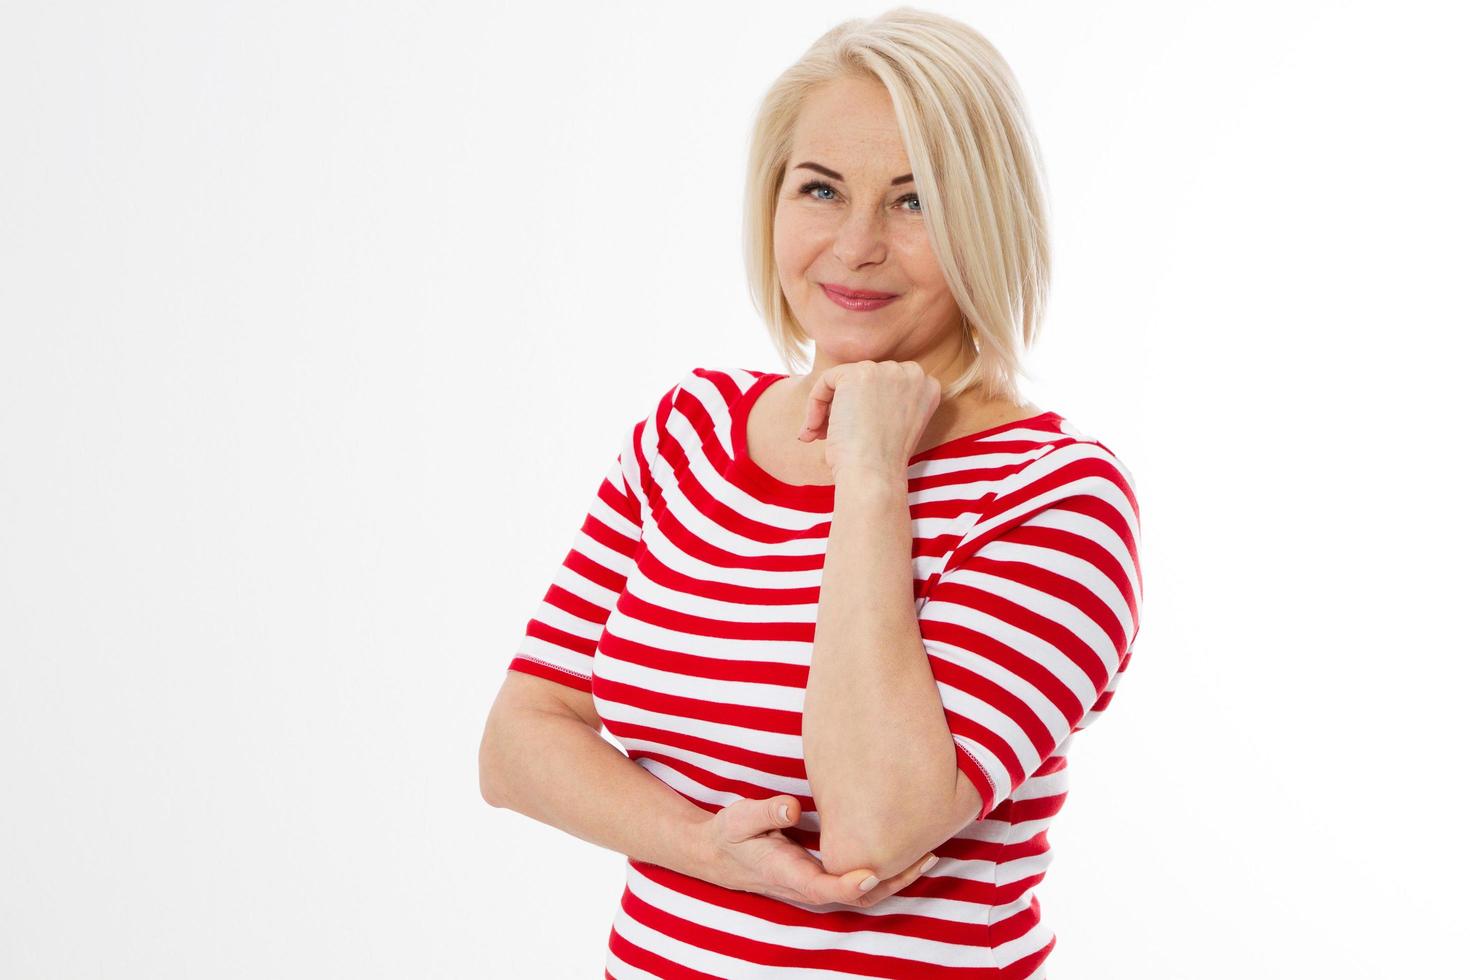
[480,672,934,909]
[479,672,714,878]
[803,475,976,882]
[802,381,1141,882]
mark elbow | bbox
[479,764,502,809]
[477,727,506,808]
[818,786,958,882]
[817,814,915,883]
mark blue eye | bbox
[798,180,838,201]
[797,179,923,213]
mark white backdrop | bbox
[2,1,1466,977]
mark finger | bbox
[852,852,939,908]
[802,854,928,910]
[725,795,800,843]
[757,837,872,907]
[798,379,835,442]
[801,365,850,441]
[797,398,828,442]
[806,848,938,908]
[781,857,880,907]
[773,843,936,908]
[807,367,840,415]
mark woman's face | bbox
[773,76,967,374]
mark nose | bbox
[831,210,889,269]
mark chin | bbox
[808,333,897,364]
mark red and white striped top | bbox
[506,366,1143,979]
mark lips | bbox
[821,284,900,312]
[822,283,898,299]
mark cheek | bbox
[772,212,819,276]
[894,233,946,287]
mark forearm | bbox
[803,473,959,878]
[482,707,713,879]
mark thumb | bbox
[720,795,801,842]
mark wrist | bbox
[674,809,724,882]
[832,462,909,500]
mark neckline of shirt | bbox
[724,369,1062,509]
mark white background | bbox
[3,1,1466,977]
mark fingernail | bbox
[920,854,938,873]
[858,875,878,892]
[779,804,790,823]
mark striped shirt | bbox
[506,366,1143,979]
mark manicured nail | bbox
[920,854,938,873]
[858,875,879,892]
[779,804,790,823]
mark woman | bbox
[481,9,1142,977]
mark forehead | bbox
[790,78,910,171]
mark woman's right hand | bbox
[698,794,938,909]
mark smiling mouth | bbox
[821,283,898,299]
[821,284,900,311]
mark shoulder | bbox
[938,430,1141,582]
[676,365,778,400]
[954,419,1140,543]
[943,411,1137,505]
[648,365,782,421]
[998,436,1138,519]
[994,412,1138,503]
[628,365,761,445]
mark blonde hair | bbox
[742,7,1050,403]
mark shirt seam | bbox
[513,654,591,681]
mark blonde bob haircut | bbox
[742,7,1050,404]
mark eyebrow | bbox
[792,161,913,186]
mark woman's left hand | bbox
[797,360,943,483]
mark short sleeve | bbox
[504,372,687,693]
[917,439,1143,821]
